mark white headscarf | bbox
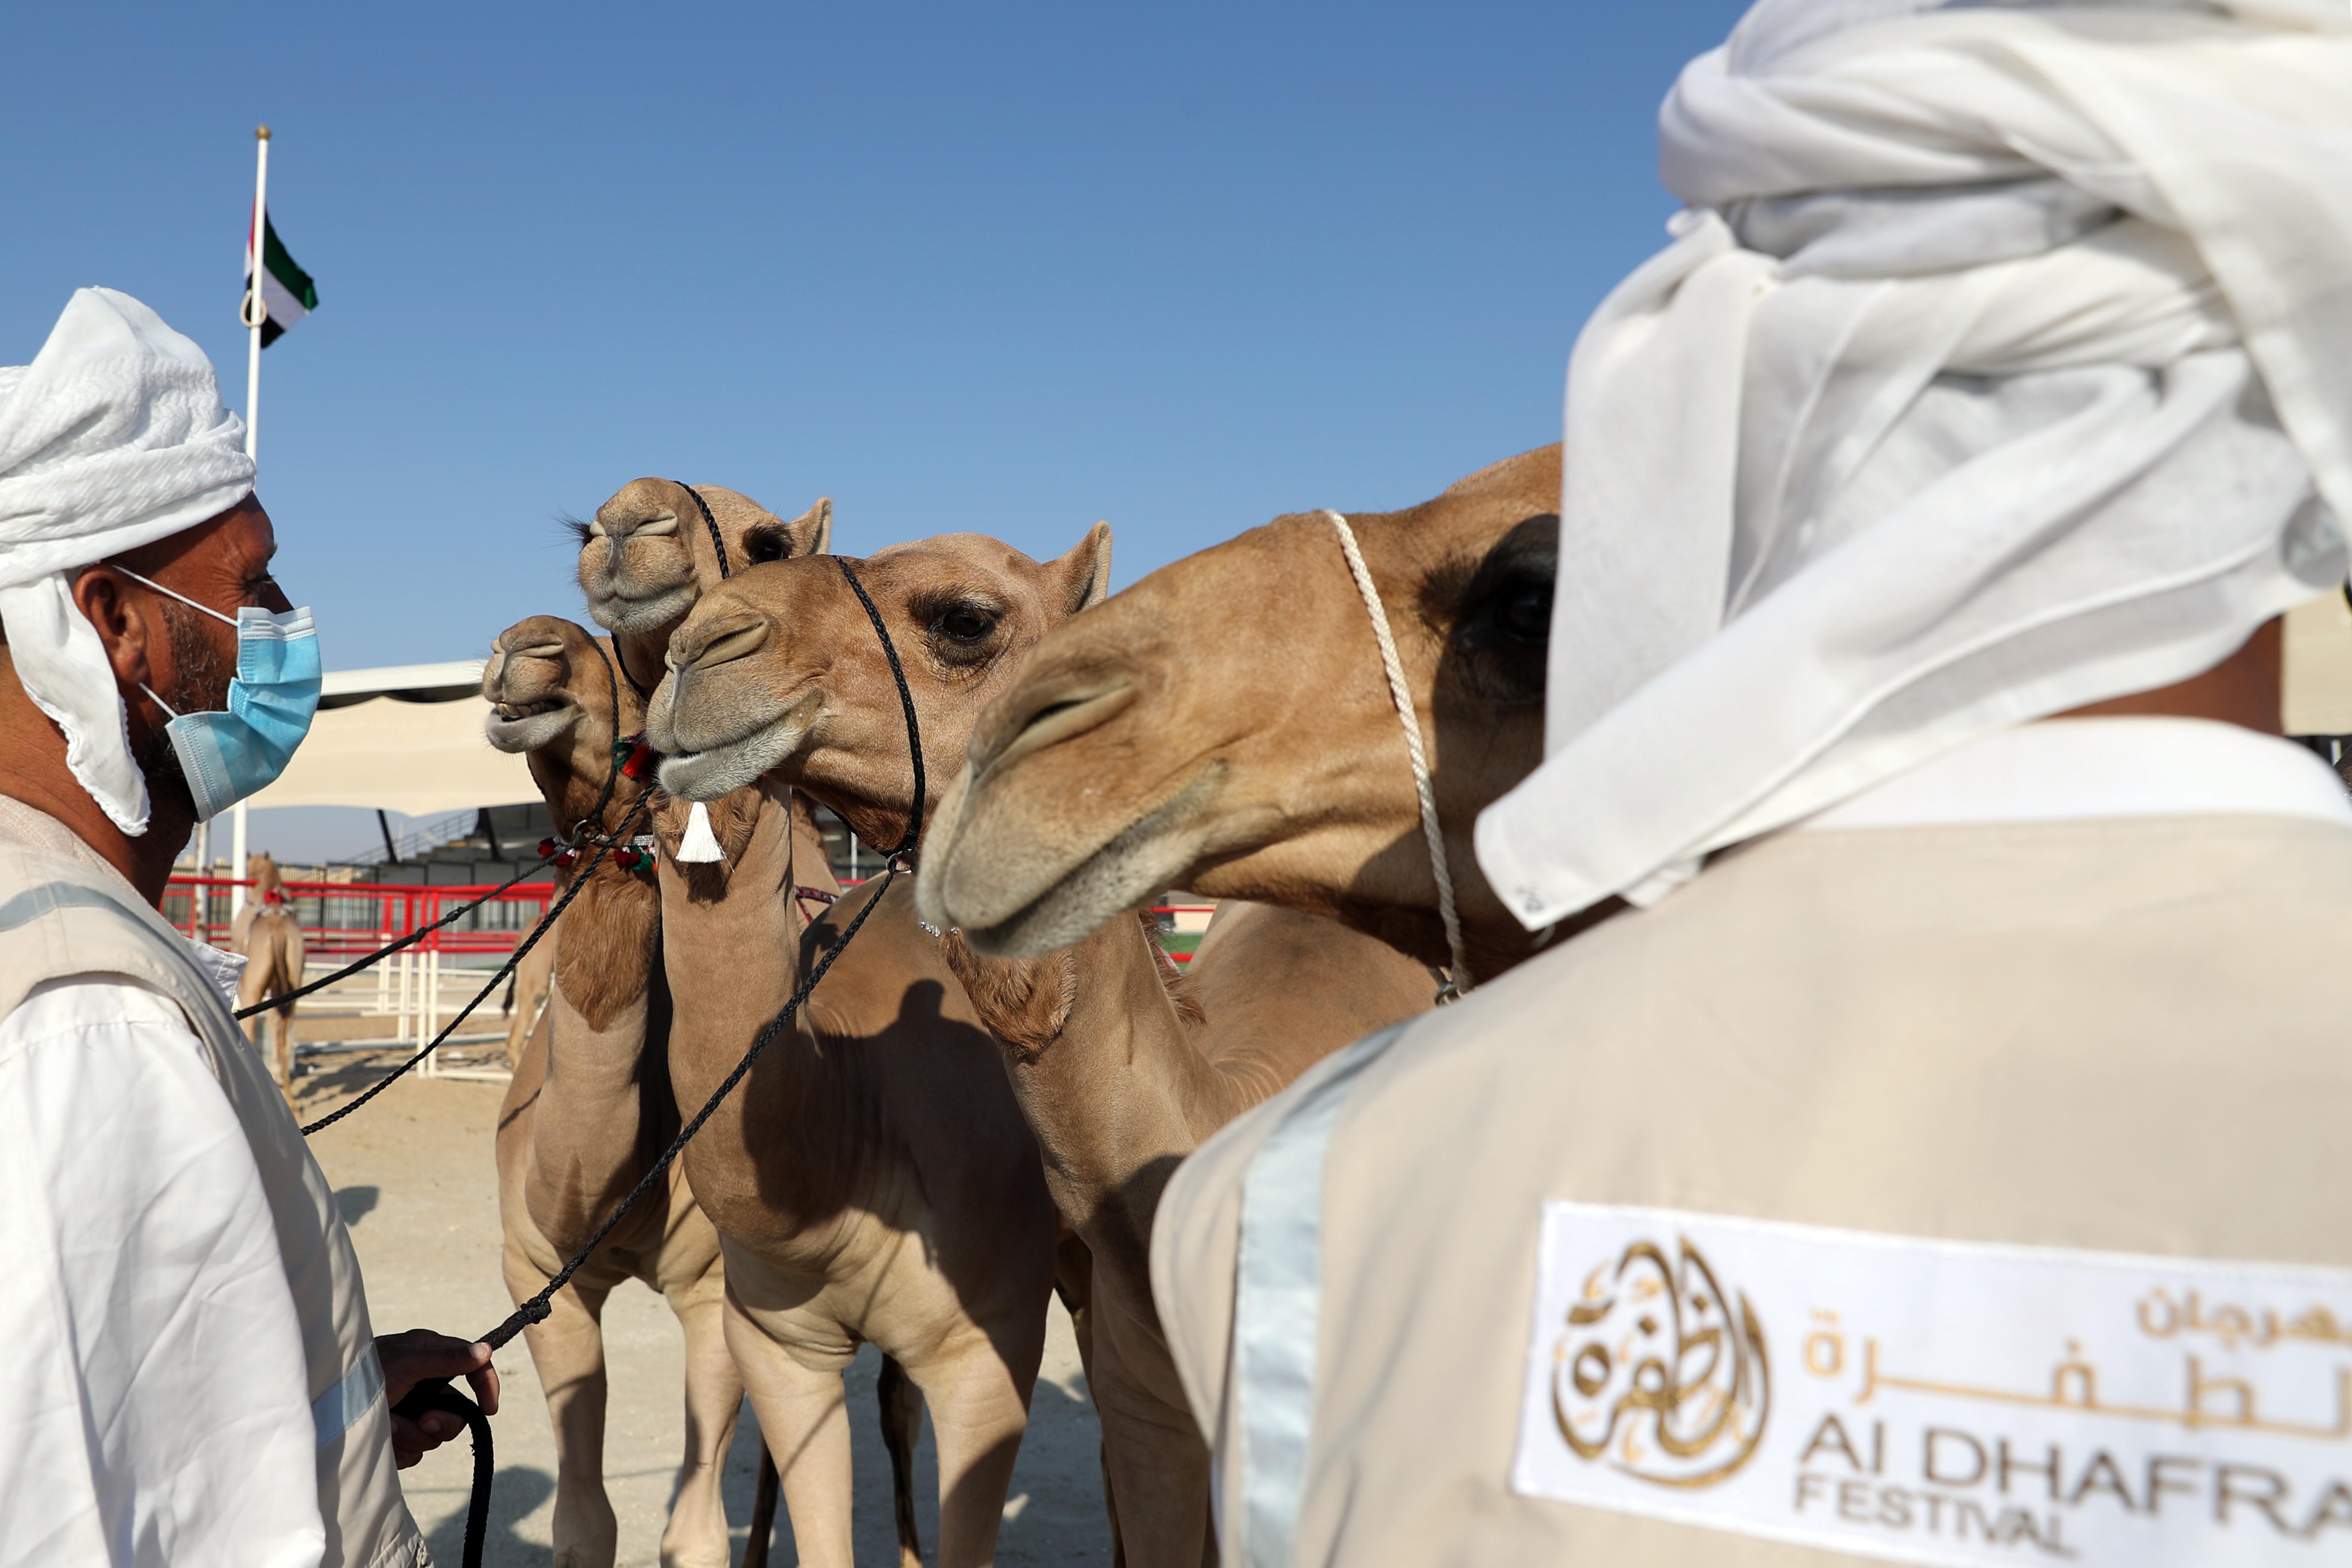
[1474,0,2352,928]
[0,289,256,833]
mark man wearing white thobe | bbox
[0,289,497,1567]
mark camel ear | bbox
[1047,522,1113,616]
[787,497,833,558]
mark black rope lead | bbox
[234,853,558,1020]
[241,636,633,1023]
[482,858,907,1345]
[391,1380,493,1568]
[836,557,924,855]
[298,797,650,1136]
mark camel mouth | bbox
[583,577,697,635]
[922,758,1229,959]
[652,686,825,801]
[483,698,581,755]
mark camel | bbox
[577,481,1009,1567]
[573,478,831,702]
[636,764,1060,1568]
[481,615,748,1568]
[922,445,1569,981]
[232,851,307,1099]
[649,532,1435,1566]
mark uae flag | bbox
[243,212,318,347]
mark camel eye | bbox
[934,605,997,643]
[1498,580,1551,647]
[744,527,788,564]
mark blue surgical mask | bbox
[119,569,321,822]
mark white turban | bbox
[1475,0,2352,928]
[0,288,256,833]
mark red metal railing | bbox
[165,873,1214,963]
[163,875,555,958]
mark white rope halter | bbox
[1324,510,1473,1000]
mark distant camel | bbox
[233,851,307,1100]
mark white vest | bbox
[0,802,427,1568]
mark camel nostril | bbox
[979,682,1139,781]
[681,618,770,674]
[598,510,681,543]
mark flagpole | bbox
[244,126,269,461]
[232,125,269,920]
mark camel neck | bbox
[653,785,861,1232]
[610,632,666,706]
[944,916,1228,1272]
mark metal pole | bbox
[229,800,249,922]
[422,947,440,1078]
[242,126,269,464]
[230,127,268,926]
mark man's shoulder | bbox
[0,974,207,1071]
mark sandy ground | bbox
[296,1048,1113,1566]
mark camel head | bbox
[647,525,1114,854]
[574,479,831,641]
[248,851,283,898]
[919,444,1562,977]
[483,614,649,832]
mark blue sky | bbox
[6,1,1749,859]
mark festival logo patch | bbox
[1511,1204,2352,1567]
[1551,1238,1770,1487]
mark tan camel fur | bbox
[574,478,831,700]
[483,615,744,1568]
[576,481,953,1565]
[651,532,1433,1566]
[231,851,306,1099]
[647,533,1155,1568]
[923,445,1572,980]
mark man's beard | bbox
[137,600,237,817]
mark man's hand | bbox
[376,1330,501,1470]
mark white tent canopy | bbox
[244,659,537,817]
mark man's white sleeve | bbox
[0,977,324,1568]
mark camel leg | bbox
[273,1002,296,1102]
[877,1354,925,1568]
[724,1302,854,1568]
[507,1255,619,1568]
[905,1330,1040,1568]
[661,1271,745,1568]
[1052,1234,1124,1567]
[1088,1327,1213,1568]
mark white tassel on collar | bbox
[675,800,726,864]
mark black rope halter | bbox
[674,480,732,580]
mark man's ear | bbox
[1047,522,1113,616]
[787,497,833,558]
[72,567,158,689]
